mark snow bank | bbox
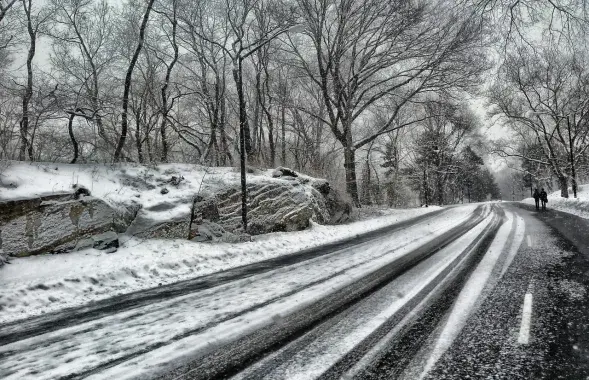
[521,184,589,219]
[0,205,439,324]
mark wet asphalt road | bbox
[425,203,589,380]
[362,202,589,380]
[212,202,589,380]
[4,203,589,380]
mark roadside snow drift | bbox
[522,184,589,219]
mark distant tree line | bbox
[6,0,579,205]
[486,0,589,198]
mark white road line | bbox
[527,235,532,247]
[518,281,534,344]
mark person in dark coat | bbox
[540,188,548,210]
[533,188,540,210]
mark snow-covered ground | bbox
[521,184,589,219]
[0,204,440,324]
[0,205,479,380]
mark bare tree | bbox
[113,0,156,162]
[489,42,589,198]
[178,0,232,165]
[19,0,51,160]
[0,0,18,56]
[185,0,298,230]
[289,0,487,206]
[48,0,116,161]
[151,0,179,163]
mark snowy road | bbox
[2,202,589,379]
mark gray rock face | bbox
[125,212,192,240]
[323,188,352,224]
[112,202,142,233]
[0,194,116,257]
[0,248,7,267]
[0,167,351,261]
[191,220,243,243]
[75,231,119,253]
[214,181,329,235]
[270,167,351,224]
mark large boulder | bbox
[191,220,244,243]
[214,181,327,235]
[74,231,119,253]
[309,179,352,224]
[271,167,352,224]
[125,211,192,240]
[0,193,116,257]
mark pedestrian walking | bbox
[533,188,540,210]
[540,188,548,211]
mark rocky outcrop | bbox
[123,168,350,240]
[213,182,320,235]
[125,212,192,240]
[309,178,352,224]
[75,231,119,253]
[191,220,243,243]
[0,166,351,258]
[207,168,351,235]
[0,193,117,257]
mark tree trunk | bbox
[559,175,569,198]
[436,172,444,205]
[159,2,178,163]
[146,129,152,162]
[252,69,261,160]
[134,108,143,163]
[260,66,275,167]
[360,157,371,205]
[113,0,155,162]
[20,0,36,161]
[343,144,360,207]
[233,59,248,231]
[423,168,429,207]
[67,113,79,163]
[281,101,286,165]
[219,97,231,165]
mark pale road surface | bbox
[1,202,588,380]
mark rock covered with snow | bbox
[0,162,352,258]
[125,210,192,240]
[0,193,116,257]
[119,166,351,239]
[216,182,323,235]
[75,231,119,253]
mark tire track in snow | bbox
[0,207,482,380]
[412,209,521,380]
[0,209,448,346]
[228,211,501,380]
